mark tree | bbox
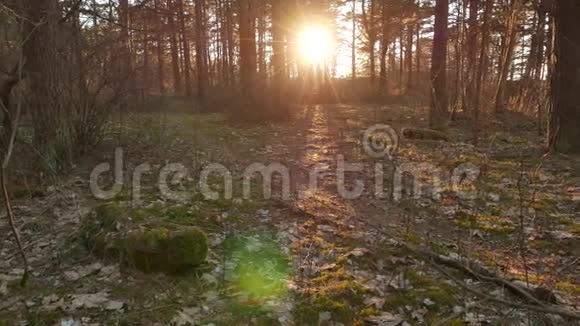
[493,0,520,113]
[195,0,206,100]
[176,0,193,97]
[167,0,182,94]
[430,0,449,127]
[361,0,378,83]
[272,0,286,90]
[379,0,389,93]
[238,0,256,96]
[154,0,166,95]
[548,0,580,153]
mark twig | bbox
[422,252,580,320]
[360,219,580,320]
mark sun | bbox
[297,26,334,65]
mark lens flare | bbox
[298,26,334,64]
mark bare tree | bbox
[430,0,449,127]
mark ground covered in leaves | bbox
[1,103,579,325]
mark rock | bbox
[488,193,501,202]
[81,203,209,274]
[401,128,449,142]
[127,227,208,273]
[548,230,574,240]
[69,293,112,310]
[318,311,332,322]
[317,225,337,233]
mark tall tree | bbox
[238,0,256,96]
[548,0,580,153]
[167,0,182,94]
[379,0,389,93]
[430,0,449,127]
[361,0,377,83]
[352,0,357,82]
[154,0,166,95]
[176,0,193,96]
[195,0,206,100]
[493,0,520,113]
[465,0,479,111]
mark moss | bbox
[295,295,354,324]
[82,202,208,274]
[454,213,516,235]
[406,270,435,288]
[94,202,127,229]
[385,271,458,314]
[80,202,129,256]
[566,223,580,236]
[295,263,368,324]
[126,227,208,273]
[401,127,449,141]
[556,281,580,294]
[424,288,458,308]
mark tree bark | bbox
[154,0,166,95]
[238,0,256,96]
[195,0,206,100]
[548,0,580,153]
[176,0,192,96]
[465,0,479,111]
[430,0,449,127]
[167,0,182,94]
[493,0,520,113]
[379,0,389,94]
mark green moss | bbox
[556,281,580,294]
[566,223,580,236]
[94,202,127,229]
[82,202,208,274]
[406,270,435,288]
[454,213,515,235]
[126,227,208,273]
[385,270,458,314]
[424,288,458,308]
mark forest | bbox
[0,0,579,324]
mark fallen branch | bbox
[360,219,580,320]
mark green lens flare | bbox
[225,234,290,301]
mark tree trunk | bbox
[430,0,449,127]
[352,0,357,82]
[493,0,519,113]
[465,0,479,111]
[23,0,72,159]
[548,0,580,153]
[176,0,192,96]
[195,0,206,100]
[238,0,256,96]
[154,0,166,95]
[405,23,414,91]
[473,0,493,144]
[167,0,182,94]
[379,0,389,93]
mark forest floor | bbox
[0,102,579,325]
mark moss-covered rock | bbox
[81,202,208,274]
[401,127,449,142]
[126,227,208,273]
